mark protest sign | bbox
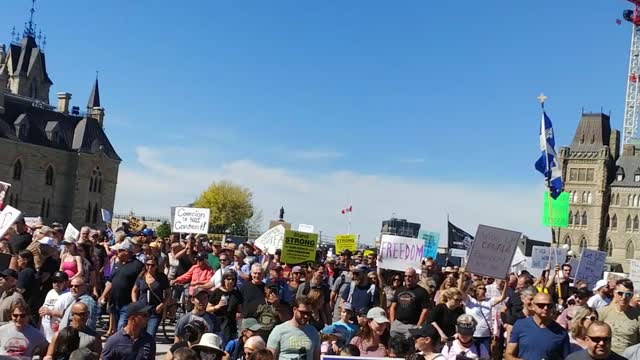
[297,224,314,233]
[604,271,627,282]
[568,257,579,278]
[378,235,424,272]
[574,249,607,290]
[101,208,112,223]
[419,230,440,259]
[335,234,357,253]
[0,182,10,209]
[224,235,248,245]
[0,206,21,239]
[254,225,285,253]
[465,224,521,279]
[450,248,467,258]
[24,216,42,229]
[282,230,318,264]
[630,259,640,286]
[172,207,210,234]
[531,246,567,269]
[542,191,570,228]
[64,223,79,243]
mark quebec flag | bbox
[535,111,563,199]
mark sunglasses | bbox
[12,313,27,319]
[145,263,155,267]
[220,258,229,262]
[535,303,553,309]
[297,309,313,317]
[617,291,633,299]
[587,336,611,344]
[585,315,598,321]
[70,284,83,288]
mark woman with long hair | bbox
[350,307,390,356]
[568,305,598,352]
[60,240,83,280]
[131,255,170,336]
[427,287,465,343]
[208,270,242,343]
[307,288,326,331]
[434,275,456,304]
[46,327,80,360]
[381,272,403,310]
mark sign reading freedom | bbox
[378,235,424,272]
[281,230,318,264]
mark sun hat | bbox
[191,333,224,354]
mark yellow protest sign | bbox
[335,234,357,252]
[282,230,318,264]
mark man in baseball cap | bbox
[0,269,24,322]
[587,279,612,310]
[103,300,155,359]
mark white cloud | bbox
[115,146,549,246]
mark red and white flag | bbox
[0,182,10,209]
[341,205,352,214]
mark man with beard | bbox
[267,295,320,360]
[38,271,71,342]
[389,267,429,339]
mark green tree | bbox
[193,181,255,235]
[155,222,171,239]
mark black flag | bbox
[448,221,474,251]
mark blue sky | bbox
[3,1,633,244]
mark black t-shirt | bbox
[135,272,170,307]
[9,233,31,255]
[94,245,107,270]
[209,288,243,317]
[427,303,464,338]
[565,349,627,360]
[393,285,429,325]
[17,267,40,311]
[240,281,265,318]
[176,256,193,278]
[109,259,144,307]
[39,256,60,294]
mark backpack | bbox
[346,282,377,308]
[256,303,280,332]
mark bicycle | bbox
[162,283,190,341]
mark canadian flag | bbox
[341,205,352,214]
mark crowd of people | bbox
[0,216,640,359]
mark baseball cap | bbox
[341,302,353,312]
[409,322,439,339]
[456,315,477,335]
[574,288,592,300]
[38,237,55,246]
[366,307,389,323]
[51,271,69,282]
[193,287,209,297]
[353,264,368,274]
[0,269,18,279]
[195,252,208,261]
[113,239,134,252]
[291,266,303,274]
[129,236,144,246]
[125,301,152,318]
[240,318,262,332]
[593,279,608,292]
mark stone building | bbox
[0,27,120,228]
[556,112,640,270]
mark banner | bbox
[465,224,521,279]
[542,191,570,228]
[172,207,210,234]
[24,216,42,229]
[531,246,567,269]
[419,230,440,259]
[0,206,21,239]
[64,223,79,243]
[101,208,112,223]
[0,182,10,209]
[297,224,314,233]
[282,230,318,264]
[378,234,424,272]
[335,234,357,253]
[574,249,607,290]
[448,221,474,252]
[254,225,285,253]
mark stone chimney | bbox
[56,92,72,114]
[89,107,105,128]
[623,144,635,157]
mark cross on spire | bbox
[23,0,37,38]
[537,93,548,108]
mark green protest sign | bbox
[282,230,318,264]
[542,191,569,228]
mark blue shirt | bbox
[102,328,156,360]
[509,317,570,360]
[321,320,358,347]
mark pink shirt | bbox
[350,336,386,357]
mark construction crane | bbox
[621,1,640,145]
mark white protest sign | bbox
[298,224,315,233]
[64,223,79,243]
[629,259,640,288]
[101,209,112,223]
[450,249,467,258]
[172,207,210,234]
[0,206,21,239]
[574,248,607,290]
[531,246,567,269]
[378,234,424,272]
[23,216,42,229]
[254,225,285,253]
[465,224,521,279]
[0,182,10,208]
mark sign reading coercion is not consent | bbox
[172,207,210,234]
[378,234,424,272]
[281,230,318,264]
[465,224,521,279]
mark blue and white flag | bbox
[535,111,563,199]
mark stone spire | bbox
[87,76,100,108]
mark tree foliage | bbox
[193,181,255,235]
[155,222,171,239]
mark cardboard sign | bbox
[24,216,42,229]
[465,224,521,279]
[574,249,607,290]
[101,208,112,223]
[542,191,570,228]
[630,259,640,286]
[0,206,21,239]
[281,230,318,264]
[419,230,440,259]
[335,234,357,253]
[378,235,424,272]
[297,224,314,233]
[531,246,567,269]
[172,207,210,234]
[254,225,285,253]
[64,223,79,243]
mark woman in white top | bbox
[458,268,507,353]
[441,314,490,360]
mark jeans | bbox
[474,336,492,355]
[112,304,129,331]
[146,313,162,336]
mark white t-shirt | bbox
[0,322,48,359]
[52,293,76,328]
[40,289,71,342]
[210,265,234,288]
[587,293,611,310]
[465,296,496,338]
[441,339,489,360]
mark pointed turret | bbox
[87,77,100,108]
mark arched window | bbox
[607,239,613,256]
[627,240,636,259]
[605,214,610,229]
[582,212,588,226]
[92,203,99,224]
[630,195,634,207]
[588,192,592,204]
[85,202,91,223]
[612,214,618,230]
[89,167,103,194]
[574,212,580,226]
[616,193,620,205]
[89,177,94,193]
[12,160,22,180]
[627,215,633,231]
[45,165,54,186]
[579,237,588,254]
[582,192,587,203]
[97,178,102,193]
[569,211,573,226]
[634,216,639,232]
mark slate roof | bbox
[570,113,612,151]
[7,36,52,85]
[612,152,640,187]
[0,92,121,161]
[87,78,100,108]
